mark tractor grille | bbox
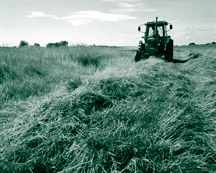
[148,41,157,49]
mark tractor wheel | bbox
[135,50,142,62]
[165,40,173,61]
[165,50,172,61]
[135,41,145,62]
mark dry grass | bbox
[0,45,216,172]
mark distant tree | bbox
[205,43,211,45]
[46,41,68,48]
[19,40,29,47]
[46,43,54,48]
[60,41,68,47]
[212,42,216,45]
[34,43,40,47]
[188,42,196,46]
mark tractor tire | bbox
[165,50,172,61]
[135,50,142,62]
[135,41,145,62]
[165,40,173,61]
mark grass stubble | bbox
[0,45,216,172]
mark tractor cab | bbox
[142,21,171,38]
[138,19,172,39]
[135,17,173,62]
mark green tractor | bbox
[135,17,173,62]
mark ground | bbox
[0,45,216,172]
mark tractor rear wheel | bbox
[165,50,172,61]
[165,40,173,61]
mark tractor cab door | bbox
[163,24,168,37]
[156,25,167,52]
[157,25,164,37]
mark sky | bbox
[1,0,216,46]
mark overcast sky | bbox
[1,0,216,46]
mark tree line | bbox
[189,42,216,46]
[18,40,68,48]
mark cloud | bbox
[26,10,137,26]
[185,36,191,40]
[62,11,137,26]
[118,2,134,8]
[117,2,155,12]
[104,0,155,13]
[169,20,181,23]
[26,11,54,18]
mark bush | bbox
[34,43,40,47]
[18,40,29,48]
[46,41,68,48]
[188,42,196,46]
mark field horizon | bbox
[0,45,216,172]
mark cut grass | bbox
[0,46,216,172]
[67,76,82,92]
[0,46,125,105]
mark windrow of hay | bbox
[0,46,216,172]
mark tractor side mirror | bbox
[138,26,141,31]
[170,25,173,30]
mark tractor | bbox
[135,17,173,62]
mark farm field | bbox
[0,45,216,172]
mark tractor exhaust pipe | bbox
[155,17,158,35]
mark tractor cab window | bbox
[148,26,155,37]
[148,25,163,38]
[164,24,167,36]
[157,26,163,36]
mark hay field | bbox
[0,45,216,172]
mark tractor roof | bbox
[146,21,168,26]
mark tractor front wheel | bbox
[135,41,145,62]
[135,50,142,62]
